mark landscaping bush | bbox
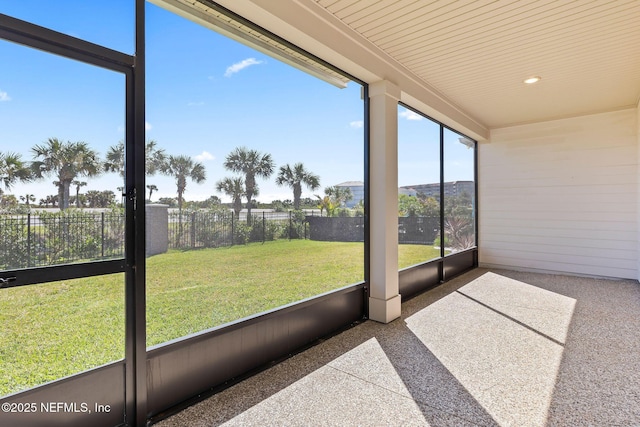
[287,210,308,239]
[233,222,250,245]
[0,216,32,270]
[0,210,125,268]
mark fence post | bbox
[262,211,266,244]
[231,213,234,246]
[191,212,196,248]
[64,214,69,259]
[289,210,292,240]
[101,212,105,258]
[27,213,31,268]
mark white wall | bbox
[479,109,638,279]
[637,101,640,281]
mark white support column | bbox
[368,80,401,323]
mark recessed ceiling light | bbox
[524,76,541,84]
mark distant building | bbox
[335,181,364,208]
[335,180,474,208]
[399,181,474,201]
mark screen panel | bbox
[443,128,476,254]
[0,36,128,419]
[397,106,442,269]
[145,3,365,347]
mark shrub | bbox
[287,210,307,239]
[0,216,32,269]
[36,210,107,264]
[336,208,352,217]
[233,223,250,245]
[264,220,284,241]
[0,210,126,268]
[198,214,232,248]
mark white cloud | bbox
[224,58,264,77]
[399,109,422,121]
[349,120,364,129]
[194,151,215,161]
[187,101,205,107]
[0,90,11,101]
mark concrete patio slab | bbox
[154,268,640,427]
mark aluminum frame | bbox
[397,101,479,290]
[0,7,142,426]
[0,14,133,290]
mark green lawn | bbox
[146,240,365,345]
[398,244,443,269]
[0,239,439,396]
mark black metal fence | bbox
[0,210,125,270]
[168,210,309,249]
[0,209,455,271]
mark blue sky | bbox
[0,1,474,205]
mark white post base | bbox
[368,294,402,323]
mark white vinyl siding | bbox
[637,101,640,281]
[479,109,638,279]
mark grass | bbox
[398,244,442,269]
[146,240,365,344]
[0,274,125,396]
[0,239,439,396]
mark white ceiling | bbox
[313,0,640,129]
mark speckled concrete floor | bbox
[154,268,640,427]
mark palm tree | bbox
[145,141,167,175]
[40,194,57,208]
[315,194,335,217]
[161,155,206,212]
[104,140,167,177]
[216,177,245,219]
[0,193,18,210]
[85,190,101,208]
[223,147,274,222]
[324,186,353,208]
[0,151,32,190]
[162,155,206,243]
[72,180,87,208]
[104,142,125,176]
[275,163,320,210]
[147,184,158,201]
[20,194,36,208]
[31,138,101,210]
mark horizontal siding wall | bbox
[479,109,638,279]
[637,102,640,281]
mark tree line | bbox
[0,138,355,215]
